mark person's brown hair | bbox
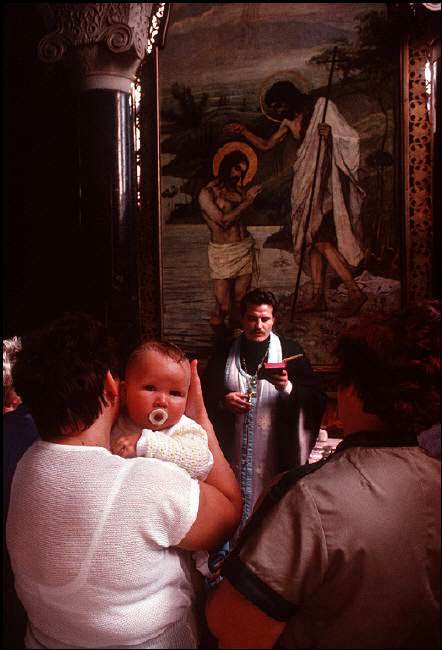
[12,313,120,439]
[334,300,441,436]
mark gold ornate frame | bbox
[402,37,436,303]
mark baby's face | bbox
[124,349,190,430]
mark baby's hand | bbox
[111,432,141,458]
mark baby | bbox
[111,340,213,481]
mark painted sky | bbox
[160,3,386,91]
[169,3,379,35]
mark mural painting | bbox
[158,3,402,364]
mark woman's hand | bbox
[185,359,209,424]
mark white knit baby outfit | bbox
[112,414,214,579]
[6,441,200,649]
[112,414,214,480]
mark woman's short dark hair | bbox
[334,300,441,436]
[240,288,279,317]
[12,312,120,439]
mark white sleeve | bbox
[127,458,200,547]
[281,380,293,396]
[137,422,214,480]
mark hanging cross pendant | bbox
[246,375,257,403]
[246,388,256,403]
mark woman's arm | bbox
[177,360,242,551]
[206,578,285,649]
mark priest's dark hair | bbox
[240,288,279,317]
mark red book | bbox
[263,361,287,370]
[263,354,303,370]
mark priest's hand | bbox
[224,391,253,414]
[263,368,289,392]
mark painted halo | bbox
[259,70,313,124]
[212,141,258,186]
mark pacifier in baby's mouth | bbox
[148,408,168,426]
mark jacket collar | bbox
[336,429,418,454]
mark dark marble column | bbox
[137,48,162,341]
[77,88,138,350]
[37,3,169,354]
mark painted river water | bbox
[161,224,401,364]
[161,224,297,358]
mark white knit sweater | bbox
[6,441,200,648]
[112,414,214,480]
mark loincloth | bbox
[208,236,255,280]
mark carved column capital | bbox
[37,3,167,92]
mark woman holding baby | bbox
[6,313,242,649]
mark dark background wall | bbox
[3,3,82,338]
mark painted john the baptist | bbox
[159,3,402,364]
[225,78,368,318]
